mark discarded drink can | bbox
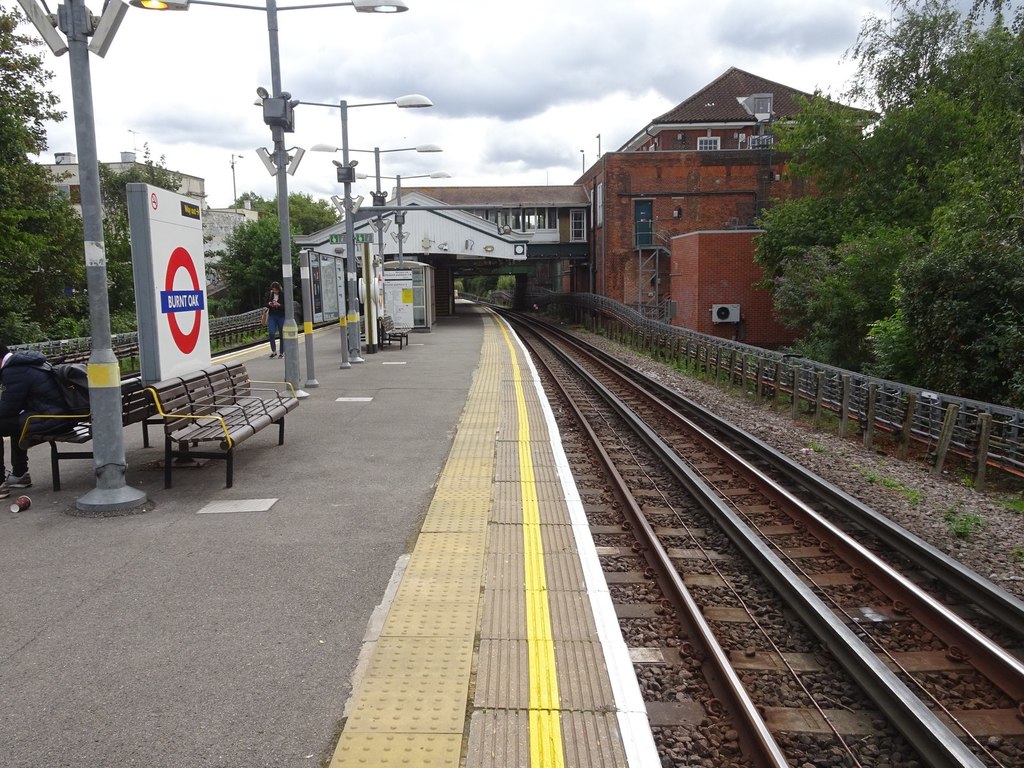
[9,495,31,513]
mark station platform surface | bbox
[0,304,659,768]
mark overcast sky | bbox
[14,0,899,209]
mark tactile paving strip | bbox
[331,312,657,768]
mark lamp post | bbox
[130,0,410,391]
[304,96,433,360]
[15,0,147,512]
[230,153,243,204]
[374,171,450,266]
[311,142,440,352]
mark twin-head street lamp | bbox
[302,95,433,363]
[131,0,411,389]
[380,171,451,265]
[310,143,442,352]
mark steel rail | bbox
[535,312,1024,636]
[517,322,791,768]
[511,316,989,768]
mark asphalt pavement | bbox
[0,309,484,768]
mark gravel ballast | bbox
[574,329,1024,602]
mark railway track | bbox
[500,311,1024,768]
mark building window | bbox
[753,94,773,116]
[498,207,555,231]
[596,183,604,227]
[697,136,720,151]
[570,209,586,242]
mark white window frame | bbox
[697,136,720,151]
[570,209,586,242]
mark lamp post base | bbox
[75,484,148,515]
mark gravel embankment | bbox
[577,330,1024,602]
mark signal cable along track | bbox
[500,310,1024,768]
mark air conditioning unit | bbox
[712,304,740,323]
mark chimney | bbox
[54,152,76,165]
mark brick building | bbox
[577,67,819,347]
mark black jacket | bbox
[266,291,286,318]
[0,351,74,433]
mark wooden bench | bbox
[379,314,411,349]
[18,378,158,491]
[146,361,299,489]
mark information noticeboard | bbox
[128,183,211,383]
[383,269,415,329]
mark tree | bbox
[0,8,84,343]
[231,190,338,235]
[288,192,338,235]
[216,216,299,314]
[756,1,1024,405]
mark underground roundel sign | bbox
[129,183,211,381]
[161,246,205,354]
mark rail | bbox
[536,293,1024,487]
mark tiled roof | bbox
[652,66,816,124]
[398,185,589,207]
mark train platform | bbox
[0,304,659,768]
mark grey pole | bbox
[368,146,384,353]
[337,246,351,369]
[300,249,318,388]
[61,0,146,513]
[230,153,243,204]
[264,0,302,389]
[339,100,364,363]
[396,174,405,266]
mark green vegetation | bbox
[858,465,924,505]
[944,507,986,539]
[1000,496,1024,515]
[756,0,1024,407]
[0,9,83,344]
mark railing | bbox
[541,293,1024,489]
[10,309,267,370]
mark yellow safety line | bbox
[498,319,566,768]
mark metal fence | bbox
[9,309,266,369]
[542,293,1024,489]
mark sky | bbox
[12,0,901,209]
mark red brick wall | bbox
[582,150,804,307]
[669,230,796,348]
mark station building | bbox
[304,67,856,347]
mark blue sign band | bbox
[161,290,206,313]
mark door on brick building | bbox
[634,200,653,247]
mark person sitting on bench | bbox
[0,343,71,498]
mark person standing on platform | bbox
[266,281,286,358]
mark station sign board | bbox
[128,183,211,383]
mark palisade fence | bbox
[10,309,266,374]
[534,293,1024,490]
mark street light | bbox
[15,0,146,512]
[130,0,410,391]
[230,153,244,204]
[303,95,433,361]
[387,172,450,265]
[311,143,440,352]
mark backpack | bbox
[35,362,91,414]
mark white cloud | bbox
[12,0,896,208]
